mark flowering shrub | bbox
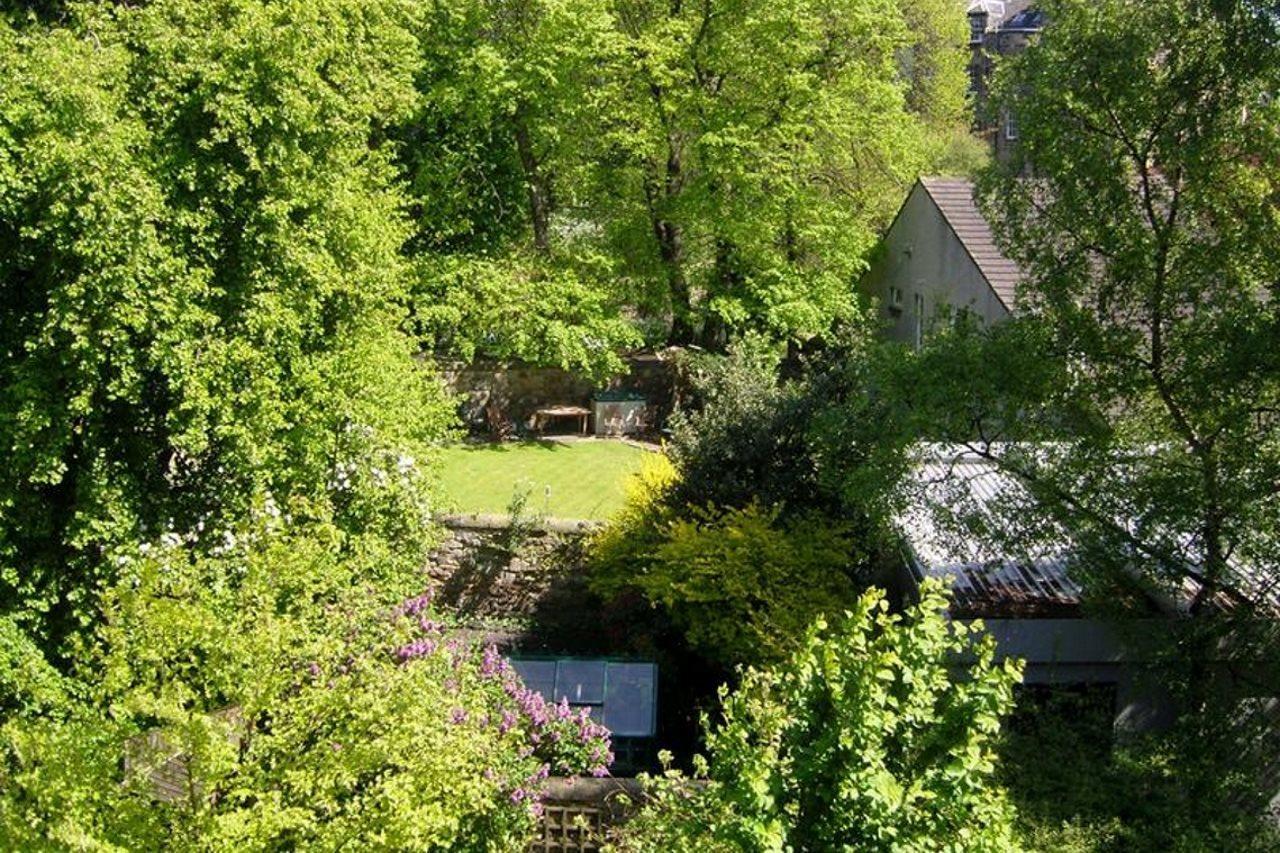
[0,523,610,850]
[390,597,614,782]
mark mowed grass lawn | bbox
[436,439,653,521]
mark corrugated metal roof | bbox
[919,178,1023,312]
[898,447,1083,617]
[898,444,1280,618]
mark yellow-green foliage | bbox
[0,521,608,850]
[589,452,681,597]
[592,456,858,668]
[646,503,858,667]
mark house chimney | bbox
[968,8,989,45]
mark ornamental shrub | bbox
[609,581,1024,852]
[641,502,858,668]
[591,454,859,669]
[0,519,610,850]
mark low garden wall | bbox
[531,777,645,852]
[428,513,720,788]
[437,351,680,435]
[426,514,609,652]
[428,514,598,616]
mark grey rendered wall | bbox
[860,184,1010,345]
[978,617,1178,733]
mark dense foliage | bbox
[977,0,1280,626]
[589,335,917,671]
[0,0,456,653]
[1001,689,1280,852]
[411,252,642,382]
[666,332,913,519]
[609,581,1023,851]
[0,520,610,849]
[0,4,619,847]
[595,495,858,668]
[401,0,981,352]
[873,0,1280,845]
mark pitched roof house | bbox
[860,177,1021,346]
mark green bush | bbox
[609,581,1024,852]
[647,502,859,667]
[592,484,859,669]
[1001,688,1280,852]
[0,521,611,850]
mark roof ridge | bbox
[915,178,1022,312]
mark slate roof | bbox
[1002,7,1047,30]
[969,0,1040,28]
[918,177,1023,312]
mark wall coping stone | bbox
[435,512,602,535]
[543,776,644,803]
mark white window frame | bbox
[969,13,987,44]
[1004,110,1019,140]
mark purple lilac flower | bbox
[499,709,518,735]
[451,707,468,725]
[394,638,437,662]
[397,591,433,617]
[480,645,503,677]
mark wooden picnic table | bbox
[532,405,591,435]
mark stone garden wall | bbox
[437,351,681,435]
[427,514,596,619]
[426,514,617,653]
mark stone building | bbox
[966,1,1046,162]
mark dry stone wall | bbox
[426,514,613,652]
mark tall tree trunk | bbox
[656,217,695,344]
[644,142,695,345]
[513,107,551,253]
[701,237,740,351]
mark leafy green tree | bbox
[0,0,455,652]
[0,520,611,849]
[411,251,643,382]
[608,581,1023,852]
[401,0,647,376]
[594,0,974,346]
[977,0,1280,623]
[402,0,619,254]
[868,1,1280,842]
